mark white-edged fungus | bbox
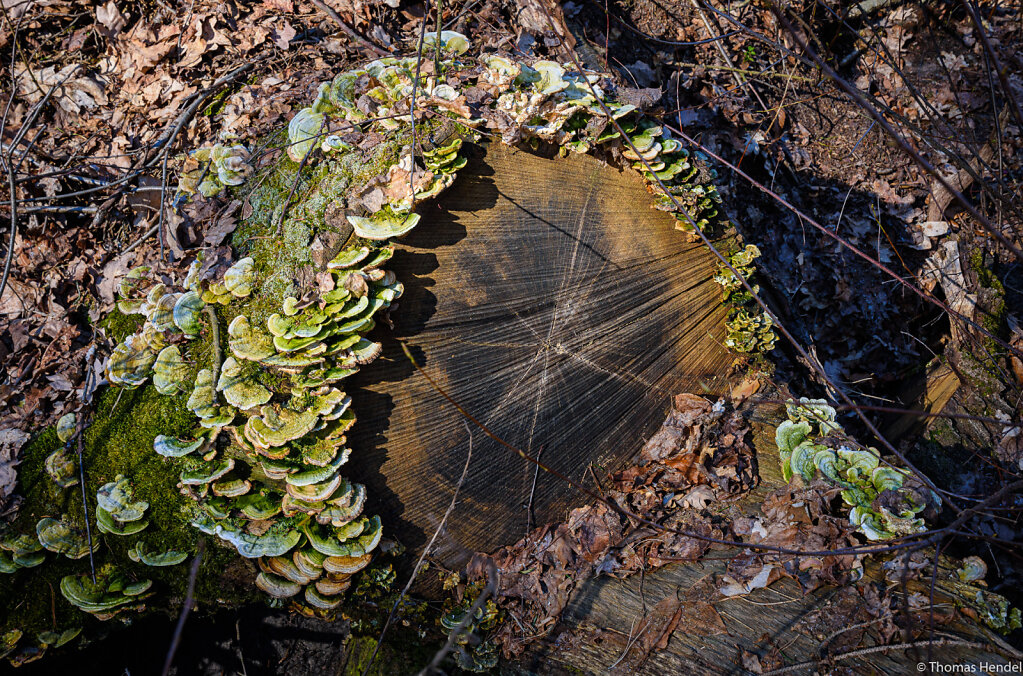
[35,518,98,560]
[152,346,190,395]
[127,542,188,567]
[216,357,272,410]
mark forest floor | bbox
[1,0,1022,673]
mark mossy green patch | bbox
[100,308,144,344]
[0,383,259,644]
[966,246,1007,371]
[229,124,425,329]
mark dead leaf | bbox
[315,271,335,294]
[1,0,30,20]
[96,251,136,306]
[729,375,761,402]
[204,200,243,246]
[679,485,715,510]
[95,1,126,37]
[178,36,209,69]
[638,393,712,464]
[609,595,683,674]
[0,427,29,508]
[272,21,297,50]
[0,278,34,316]
[718,564,783,597]
[16,64,108,114]
[128,39,176,72]
[162,210,186,260]
[740,648,764,674]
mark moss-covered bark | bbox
[1,382,260,642]
[0,116,441,656]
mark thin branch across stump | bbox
[347,142,732,569]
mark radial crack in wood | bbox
[346,142,733,570]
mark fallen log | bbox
[510,413,1021,673]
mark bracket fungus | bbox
[785,397,843,435]
[35,518,98,560]
[126,542,188,567]
[1,625,83,665]
[95,475,150,536]
[173,290,204,336]
[44,447,78,488]
[228,315,276,362]
[55,413,76,443]
[153,433,206,458]
[347,211,421,241]
[286,108,327,162]
[723,308,777,354]
[177,144,254,197]
[440,596,501,671]
[223,257,256,298]
[153,346,190,395]
[179,457,235,486]
[0,534,45,573]
[36,628,81,650]
[775,401,939,541]
[59,566,153,620]
[115,265,151,315]
[217,357,272,410]
[957,555,988,583]
[713,245,776,355]
[107,332,161,388]
[422,30,470,56]
[1,630,21,657]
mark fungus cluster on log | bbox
[2,29,767,663]
[775,398,938,540]
[773,399,1020,633]
[104,247,392,614]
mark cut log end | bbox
[347,142,734,567]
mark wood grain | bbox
[346,142,733,567]
[516,417,1014,673]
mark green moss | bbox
[967,247,1007,368]
[202,86,235,118]
[0,383,259,643]
[224,122,441,345]
[100,308,143,343]
[341,633,439,675]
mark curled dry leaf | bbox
[0,428,30,511]
[15,64,108,114]
[95,1,127,37]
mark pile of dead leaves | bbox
[727,478,861,597]
[466,391,890,660]
[0,0,408,455]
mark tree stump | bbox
[346,142,734,567]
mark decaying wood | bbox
[346,142,734,570]
[514,417,1018,674]
[888,236,1017,459]
[926,108,1010,223]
